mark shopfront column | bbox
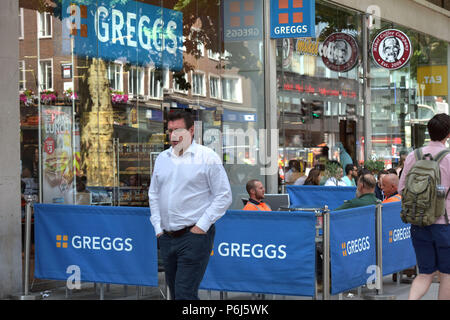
[0,0,22,299]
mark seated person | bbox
[243,179,272,211]
[381,173,402,203]
[335,173,379,211]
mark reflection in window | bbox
[222,77,242,103]
[192,73,205,96]
[107,63,123,92]
[38,12,52,38]
[128,67,144,97]
[209,75,221,99]
[149,69,163,99]
[39,60,52,90]
[19,60,26,90]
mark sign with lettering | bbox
[223,0,263,42]
[270,0,315,39]
[321,33,359,72]
[417,65,448,97]
[372,29,412,70]
[62,0,183,71]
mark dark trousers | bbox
[158,225,215,300]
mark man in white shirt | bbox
[148,111,232,300]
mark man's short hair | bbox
[246,179,260,195]
[167,111,194,129]
[427,113,450,141]
[358,174,376,190]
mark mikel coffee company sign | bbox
[372,29,412,70]
[295,33,359,73]
[321,33,359,72]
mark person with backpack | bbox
[398,113,450,300]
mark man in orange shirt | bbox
[243,179,272,211]
[381,173,402,203]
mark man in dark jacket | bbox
[335,173,379,211]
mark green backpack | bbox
[400,148,450,227]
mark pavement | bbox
[12,272,441,301]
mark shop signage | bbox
[62,0,183,71]
[321,33,359,72]
[223,0,263,42]
[270,0,315,38]
[41,106,74,204]
[372,29,412,70]
[417,65,448,97]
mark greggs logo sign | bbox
[389,227,411,243]
[56,234,133,252]
[62,0,183,70]
[341,236,371,257]
[270,0,315,38]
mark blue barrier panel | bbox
[34,204,158,287]
[286,185,356,210]
[330,205,376,295]
[381,202,416,276]
[200,210,316,297]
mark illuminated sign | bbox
[62,0,183,71]
[270,0,315,38]
[417,65,448,97]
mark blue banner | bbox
[223,0,263,42]
[270,0,315,38]
[286,185,356,210]
[34,204,158,287]
[62,0,183,70]
[200,210,316,296]
[381,202,416,275]
[330,205,376,295]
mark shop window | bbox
[221,77,242,103]
[128,67,144,98]
[38,11,52,38]
[39,60,53,90]
[107,63,123,92]
[192,72,205,96]
[209,75,221,99]
[19,60,26,91]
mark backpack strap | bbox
[434,149,450,164]
[414,148,423,161]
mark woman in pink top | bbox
[398,114,450,300]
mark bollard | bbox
[322,206,330,300]
[11,196,41,300]
[364,203,396,300]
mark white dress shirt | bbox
[148,142,232,235]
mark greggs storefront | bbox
[0,0,449,297]
[14,0,450,208]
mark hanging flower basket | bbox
[41,90,57,104]
[20,89,34,106]
[111,89,128,104]
[63,88,78,101]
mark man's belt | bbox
[163,225,195,238]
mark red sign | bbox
[44,137,55,155]
[321,33,359,72]
[372,29,412,70]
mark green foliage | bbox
[364,160,385,174]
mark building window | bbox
[173,72,188,94]
[19,8,24,39]
[39,60,53,90]
[208,49,220,61]
[19,60,26,91]
[222,77,242,103]
[209,75,221,99]
[149,69,167,99]
[38,11,52,38]
[128,67,144,97]
[192,73,205,96]
[107,63,123,92]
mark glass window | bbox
[192,72,205,96]
[38,11,52,38]
[19,60,26,91]
[19,7,24,39]
[39,60,52,90]
[222,77,242,103]
[149,69,163,99]
[107,63,123,92]
[209,75,220,99]
[128,67,144,98]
